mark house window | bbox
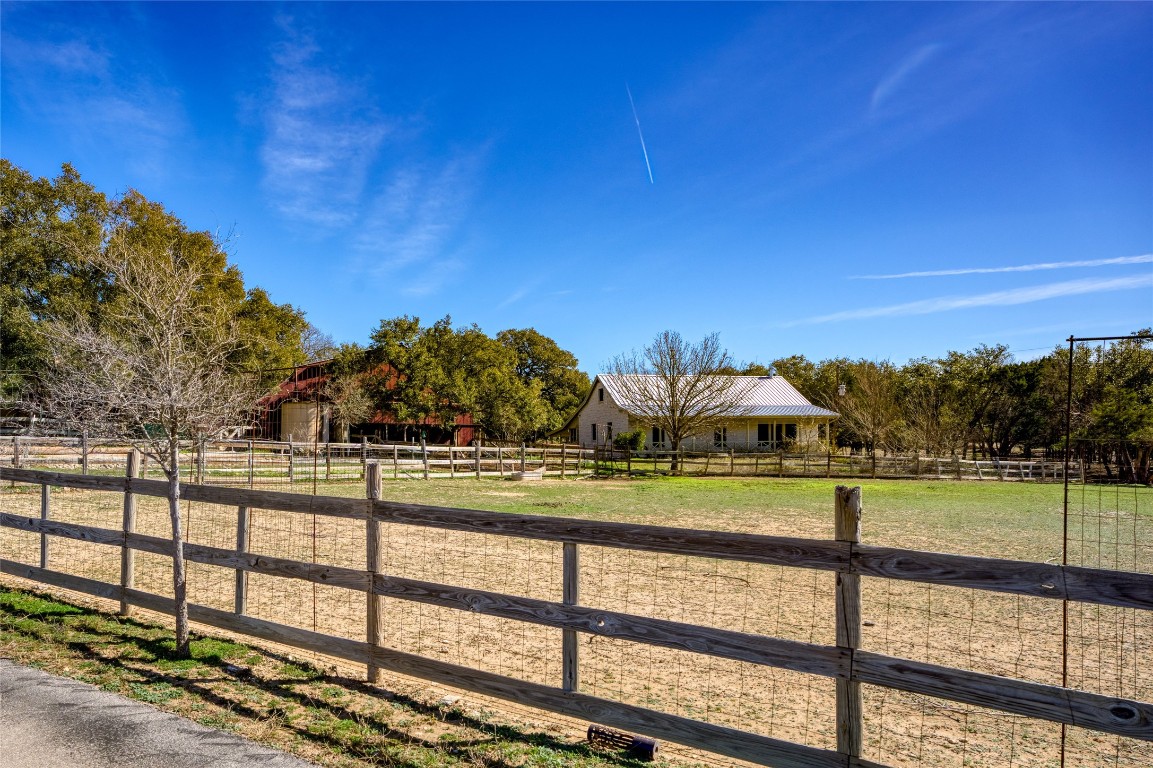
[714,427,727,447]
[818,424,827,441]
[757,423,770,445]
[606,422,613,442]
[598,387,604,401]
[568,427,578,444]
[651,427,667,447]
[591,424,598,442]
[785,423,797,441]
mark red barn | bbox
[253,361,476,446]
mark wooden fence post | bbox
[778,450,784,478]
[198,437,208,484]
[361,436,368,479]
[365,462,384,683]
[235,505,250,614]
[871,452,876,479]
[421,439,430,480]
[497,446,504,477]
[475,443,482,479]
[120,449,140,616]
[325,443,332,482]
[448,445,455,479]
[730,448,736,476]
[560,444,566,479]
[520,443,526,473]
[393,445,399,480]
[562,542,580,691]
[81,431,90,475]
[12,436,20,468]
[287,435,295,484]
[39,482,51,570]
[248,439,255,488]
[835,485,863,760]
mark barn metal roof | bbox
[597,374,839,418]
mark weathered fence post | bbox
[778,450,784,478]
[497,446,504,478]
[870,452,876,479]
[562,542,580,692]
[393,445,399,480]
[560,444,566,479]
[520,443,526,473]
[248,439,255,488]
[81,431,90,475]
[730,448,736,476]
[235,505,250,614]
[287,435,295,484]
[475,443,482,479]
[39,482,51,570]
[826,451,831,479]
[197,436,208,483]
[360,436,368,479]
[835,485,863,760]
[365,462,384,683]
[120,449,140,616]
[421,439,430,480]
[12,436,20,468]
[325,443,332,481]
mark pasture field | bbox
[2,475,1149,767]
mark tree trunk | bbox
[670,439,680,472]
[167,443,191,658]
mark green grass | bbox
[311,475,1082,562]
[0,585,673,768]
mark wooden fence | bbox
[1,437,596,484]
[595,447,1077,482]
[1,463,1148,765]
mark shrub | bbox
[613,429,646,451]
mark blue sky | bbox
[3,2,1150,372]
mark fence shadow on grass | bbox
[0,587,649,768]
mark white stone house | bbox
[554,374,839,450]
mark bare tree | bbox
[836,360,904,455]
[323,373,374,442]
[608,331,747,470]
[301,322,338,362]
[40,231,257,657]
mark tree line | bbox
[1,161,589,444]
[753,337,1152,468]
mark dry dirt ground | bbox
[1,476,1149,768]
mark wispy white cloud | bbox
[852,254,1153,280]
[870,43,942,114]
[496,279,544,310]
[353,153,481,271]
[1,34,185,178]
[402,256,466,297]
[260,20,390,228]
[783,275,1153,327]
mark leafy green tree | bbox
[1,161,310,404]
[497,328,589,436]
[1,161,109,400]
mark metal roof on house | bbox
[597,374,839,419]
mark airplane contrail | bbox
[626,84,654,184]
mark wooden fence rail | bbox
[0,464,1149,767]
[6,436,1082,484]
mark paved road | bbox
[1,659,318,768]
